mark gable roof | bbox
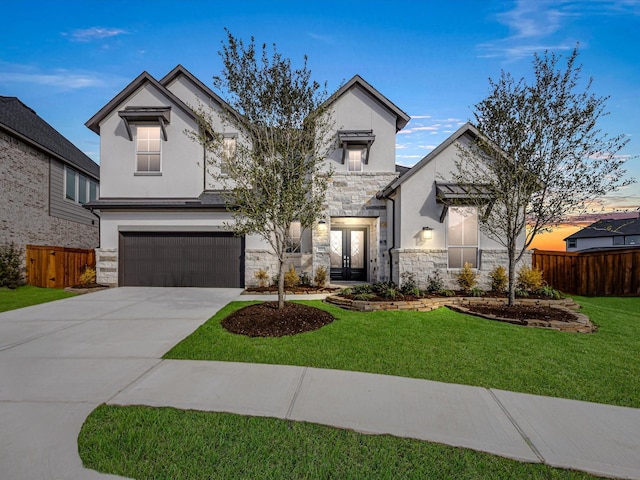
[379,122,480,197]
[323,75,410,132]
[564,217,640,240]
[85,71,197,135]
[160,65,232,111]
[0,96,99,179]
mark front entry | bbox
[330,227,367,281]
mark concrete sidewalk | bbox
[1,288,639,479]
[111,360,640,480]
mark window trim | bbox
[345,144,366,172]
[64,165,99,205]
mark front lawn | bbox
[166,296,640,408]
[0,285,76,313]
[79,404,603,480]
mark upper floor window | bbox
[65,166,98,204]
[286,221,302,253]
[136,126,161,173]
[567,238,577,248]
[338,130,375,172]
[221,135,237,175]
[448,206,478,268]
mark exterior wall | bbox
[49,158,98,225]
[0,129,99,270]
[324,85,398,173]
[98,84,204,198]
[393,248,533,290]
[567,236,614,252]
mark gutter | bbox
[376,190,395,283]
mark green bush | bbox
[0,243,24,289]
[488,265,508,292]
[456,262,478,293]
[299,271,312,287]
[400,272,418,296]
[426,269,445,294]
[517,265,544,292]
[469,286,485,297]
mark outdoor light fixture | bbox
[318,219,327,232]
[422,226,433,240]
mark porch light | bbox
[422,226,433,240]
[318,219,327,232]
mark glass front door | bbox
[330,228,367,281]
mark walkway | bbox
[0,288,639,479]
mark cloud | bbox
[0,63,125,91]
[308,32,334,44]
[63,27,128,42]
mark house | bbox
[85,66,524,289]
[564,216,640,252]
[0,96,100,266]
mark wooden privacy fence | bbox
[532,248,640,296]
[26,245,96,288]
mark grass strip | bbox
[79,404,604,480]
[166,297,640,408]
[0,285,76,313]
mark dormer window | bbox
[338,130,375,171]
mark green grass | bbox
[79,404,604,480]
[0,285,76,313]
[166,296,640,408]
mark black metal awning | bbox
[435,182,493,223]
[118,106,171,140]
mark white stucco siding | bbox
[98,84,203,198]
[99,210,268,250]
[569,237,614,251]
[325,86,397,173]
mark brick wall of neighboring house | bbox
[0,130,99,269]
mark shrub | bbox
[469,286,485,297]
[78,266,96,285]
[299,272,312,287]
[0,243,24,289]
[283,265,300,288]
[537,285,562,299]
[517,265,544,292]
[426,269,445,294]
[488,265,508,292]
[313,266,328,287]
[352,292,375,301]
[254,268,269,287]
[456,262,478,293]
[352,283,373,294]
[400,272,418,296]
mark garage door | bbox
[119,232,244,287]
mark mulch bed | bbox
[222,301,335,337]
[462,304,577,323]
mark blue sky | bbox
[1,0,638,214]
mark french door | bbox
[330,228,367,281]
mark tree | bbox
[192,30,334,309]
[455,47,632,305]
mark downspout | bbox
[376,190,395,283]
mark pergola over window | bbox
[435,182,492,223]
[118,106,171,141]
[338,130,375,170]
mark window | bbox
[613,236,624,245]
[448,206,478,268]
[64,166,98,204]
[626,235,639,245]
[347,145,366,172]
[136,126,161,172]
[567,238,577,248]
[221,135,237,175]
[286,221,302,253]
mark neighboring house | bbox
[85,66,524,288]
[0,96,100,266]
[564,216,640,252]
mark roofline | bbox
[322,75,410,132]
[0,122,99,180]
[160,65,236,113]
[85,71,197,134]
[378,122,480,198]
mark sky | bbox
[1,0,639,250]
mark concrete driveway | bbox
[0,287,242,479]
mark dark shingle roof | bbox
[0,96,99,179]
[564,217,640,240]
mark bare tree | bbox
[192,30,334,309]
[456,47,633,305]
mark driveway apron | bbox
[0,287,242,479]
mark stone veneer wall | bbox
[244,250,316,287]
[393,248,533,290]
[0,130,99,272]
[95,248,118,286]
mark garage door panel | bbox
[119,232,244,287]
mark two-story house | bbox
[564,216,640,251]
[86,66,525,289]
[0,96,100,268]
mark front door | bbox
[330,228,367,281]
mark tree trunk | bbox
[507,247,516,307]
[277,258,286,310]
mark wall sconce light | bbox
[422,226,433,240]
[318,219,327,232]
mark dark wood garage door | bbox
[119,232,244,287]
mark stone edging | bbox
[325,295,595,333]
